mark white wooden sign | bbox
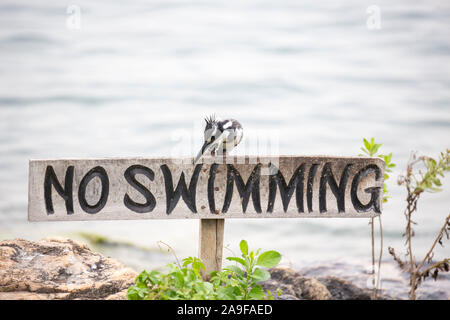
[28,156,384,222]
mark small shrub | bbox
[127,240,282,300]
[389,149,450,300]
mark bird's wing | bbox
[207,131,228,151]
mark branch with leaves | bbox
[389,149,450,300]
[359,137,396,203]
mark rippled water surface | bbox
[0,0,449,299]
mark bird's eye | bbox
[210,136,216,143]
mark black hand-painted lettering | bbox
[208,164,219,214]
[160,164,203,214]
[44,165,74,215]
[222,164,262,214]
[78,166,109,214]
[319,163,353,213]
[267,164,305,213]
[124,165,156,213]
[351,164,382,213]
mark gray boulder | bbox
[263,266,385,300]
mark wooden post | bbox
[199,218,225,280]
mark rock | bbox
[0,238,138,300]
[295,276,332,300]
[318,276,372,300]
[263,266,384,300]
[277,294,300,300]
[266,265,303,297]
[269,265,302,283]
[263,266,332,300]
[261,279,299,299]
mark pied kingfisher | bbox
[194,115,243,164]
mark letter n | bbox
[44,165,74,215]
[319,163,352,213]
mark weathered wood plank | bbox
[199,219,225,278]
[28,155,384,221]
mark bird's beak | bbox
[194,141,209,164]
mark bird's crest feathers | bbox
[204,114,217,126]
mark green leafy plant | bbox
[126,257,216,300]
[210,240,282,300]
[359,137,396,203]
[127,240,282,300]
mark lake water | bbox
[0,0,449,299]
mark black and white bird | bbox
[194,115,243,164]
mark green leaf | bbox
[224,265,245,277]
[363,138,370,151]
[386,153,392,162]
[240,240,248,255]
[276,288,283,296]
[251,268,271,282]
[256,250,282,268]
[217,286,239,300]
[266,289,274,300]
[192,258,206,275]
[248,285,265,300]
[226,256,247,267]
[136,271,149,284]
[171,271,185,287]
[127,285,149,300]
[182,257,193,267]
[372,143,382,155]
